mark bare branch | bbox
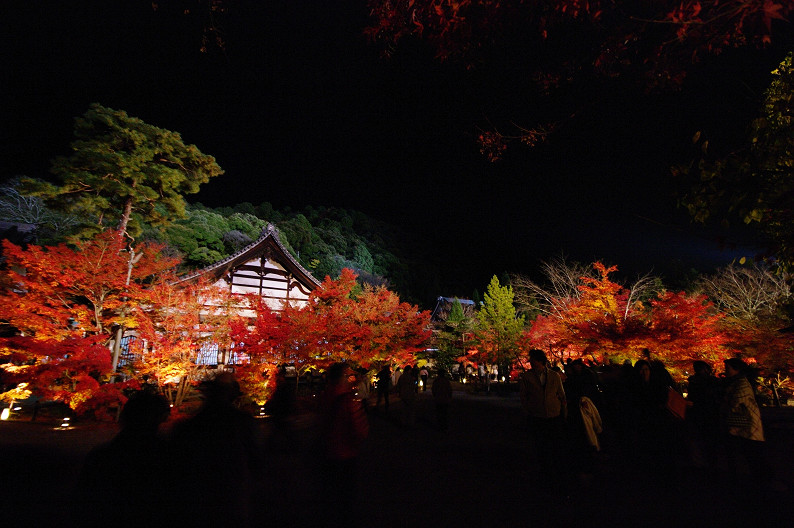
[697,263,791,321]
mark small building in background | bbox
[430,296,476,323]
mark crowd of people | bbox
[517,349,773,502]
[70,352,780,527]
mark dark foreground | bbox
[2,391,793,527]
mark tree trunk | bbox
[117,196,133,238]
[110,325,124,372]
[772,385,781,407]
[111,246,139,372]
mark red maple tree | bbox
[232,268,431,395]
[0,231,178,417]
[522,262,735,377]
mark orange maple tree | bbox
[130,276,243,406]
[0,231,178,417]
[522,262,734,377]
[231,268,431,393]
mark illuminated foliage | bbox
[131,276,242,407]
[366,1,791,159]
[697,263,794,373]
[232,268,431,385]
[434,298,475,375]
[471,276,525,376]
[366,1,790,78]
[522,262,734,377]
[23,104,223,240]
[0,231,178,416]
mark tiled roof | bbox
[177,223,321,288]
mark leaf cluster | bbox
[231,268,432,378]
[678,52,794,267]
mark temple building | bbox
[117,224,321,368]
[178,223,321,310]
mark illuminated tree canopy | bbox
[23,104,223,240]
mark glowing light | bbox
[1,408,10,420]
[60,417,71,428]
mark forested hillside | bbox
[0,178,454,307]
[146,201,442,307]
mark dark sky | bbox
[2,2,789,294]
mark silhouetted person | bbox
[376,364,391,413]
[397,364,418,426]
[318,362,369,528]
[73,390,172,528]
[519,349,567,492]
[355,367,371,412]
[431,369,453,430]
[564,359,601,479]
[268,366,296,425]
[720,357,767,501]
[170,372,262,528]
[267,366,297,451]
[687,360,720,469]
[628,359,678,485]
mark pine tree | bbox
[474,276,525,388]
[435,298,473,375]
[25,104,223,240]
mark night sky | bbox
[3,2,790,293]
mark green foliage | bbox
[678,52,794,266]
[353,244,374,273]
[24,104,223,240]
[475,276,525,369]
[143,201,418,301]
[434,298,474,374]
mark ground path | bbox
[2,390,793,527]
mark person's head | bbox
[692,360,711,376]
[724,357,748,377]
[326,362,356,387]
[200,371,242,404]
[634,359,651,382]
[528,349,548,370]
[119,390,170,432]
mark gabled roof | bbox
[178,223,321,288]
[431,296,477,322]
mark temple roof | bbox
[177,223,321,289]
